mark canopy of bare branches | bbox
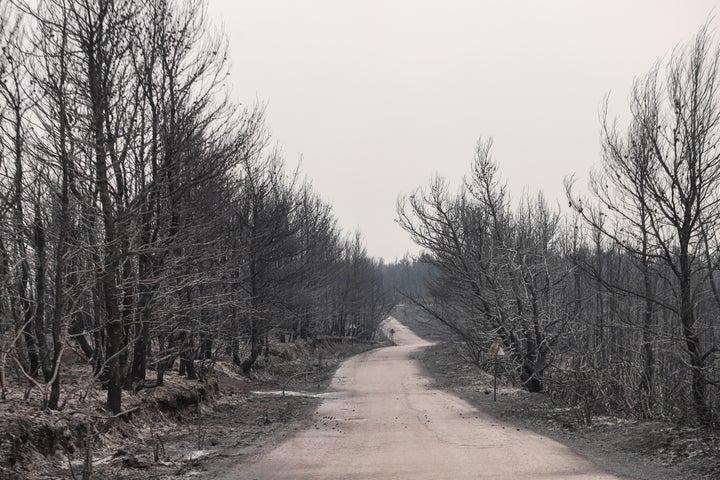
[0,0,391,420]
[399,27,720,426]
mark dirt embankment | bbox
[1,337,381,480]
[1,371,216,480]
[393,304,720,480]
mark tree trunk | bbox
[69,312,94,359]
[48,84,72,409]
[33,203,53,385]
[520,361,543,393]
[86,17,124,413]
[130,316,149,383]
[199,334,212,360]
[638,283,656,416]
[156,334,180,387]
[12,99,38,377]
[679,241,711,425]
[231,336,242,366]
[180,349,197,380]
[241,317,261,375]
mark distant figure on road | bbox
[389,328,395,344]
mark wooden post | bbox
[487,341,504,402]
[493,353,498,402]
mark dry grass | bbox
[0,338,380,479]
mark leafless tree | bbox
[568,26,720,425]
[399,138,569,392]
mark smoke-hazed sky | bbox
[206,0,720,261]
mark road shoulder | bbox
[416,340,715,480]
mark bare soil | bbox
[0,338,379,479]
[394,303,720,480]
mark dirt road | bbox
[215,317,619,479]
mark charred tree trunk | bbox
[199,334,212,360]
[69,312,94,359]
[179,334,197,380]
[241,315,261,374]
[89,45,124,414]
[33,202,52,385]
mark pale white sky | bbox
[207,0,720,261]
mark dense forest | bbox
[2,0,718,454]
[0,0,391,416]
[397,27,720,426]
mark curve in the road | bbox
[216,316,619,480]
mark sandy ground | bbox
[209,317,619,480]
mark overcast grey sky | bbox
[207,0,720,261]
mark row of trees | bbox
[0,0,390,415]
[399,27,720,426]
